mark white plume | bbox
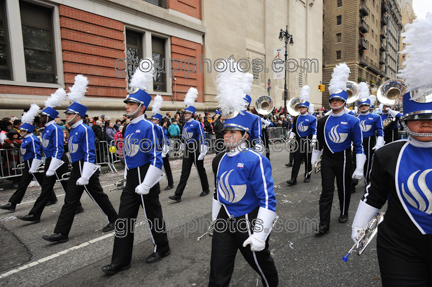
[215,59,246,116]
[308,103,314,114]
[329,63,350,95]
[354,106,358,114]
[152,95,163,115]
[242,73,254,95]
[45,88,67,108]
[130,58,154,91]
[399,13,432,97]
[300,85,310,102]
[21,104,40,124]
[358,82,370,99]
[184,88,198,106]
[68,75,88,104]
[369,95,377,106]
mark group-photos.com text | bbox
[114,55,320,78]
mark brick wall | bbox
[171,37,204,103]
[168,0,201,20]
[60,5,126,98]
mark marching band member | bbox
[287,85,317,186]
[18,88,84,223]
[0,105,44,212]
[43,75,117,243]
[314,63,365,234]
[150,95,174,190]
[351,14,432,286]
[168,87,210,202]
[381,98,402,143]
[102,60,169,275]
[209,61,278,287]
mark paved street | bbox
[0,148,382,286]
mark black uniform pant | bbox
[9,159,54,204]
[111,164,169,265]
[174,144,209,196]
[162,155,174,187]
[262,128,270,160]
[384,128,398,144]
[29,155,82,219]
[291,137,312,181]
[363,136,376,185]
[209,207,278,287]
[377,225,432,287]
[54,160,117,236]
[319,148,352,226]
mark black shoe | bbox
[338,215,348,223]
[0,202,16,212]
[146,249,171,263]
[317,224,329,235]
[42,233,68,243]
[75,206,84,214]
[285,163,293,167]
[304,177,310,183]
[46,200,58,207]
[287,179,297,186]
[101,263,131,275]
[17,214,40,223]
[164,185,174,191]
[102,223,115,232]
[169,195,181,202]
[200,190,210,197]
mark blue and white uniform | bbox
[42,120,64,160]
[68,120,96,164]
[181,118,206,145]
[21,134,41,162]
[244,112,264,153]
[381,111,402,143]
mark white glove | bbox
[352,153,366,180]
[162,143,170,158]
[197,144,208,161]
[262,119,272,127]
[311,149,322,165]
[29,158,42,174]
[386,108,399,118]
[373,136,384,151]
[310,135,317,150]
[46,157,64,177]
[180,143,185,151]
[243,208,276,252]
[135,165,165,195]
[351,200,379,245]
[76,162,98,186]
[289,132,295,140]
[212,199,222,221]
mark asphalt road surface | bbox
[0,148,382,286]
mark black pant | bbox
[174,144,209,196]
[162,155,174,187]
[54,160,117,236]
[291,137,312,181]
[209,208,278,287]
[9,159,52,204]
[363,136,376,185]
[29,155,82,219]
[319,149,352,226]
[262,128,270,160]
[111,164,169,265]
[384,128,399,144]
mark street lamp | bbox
[279,25,294,116]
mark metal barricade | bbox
[95,140,116,173]
[0,147,24,180]
[267,127,287,144]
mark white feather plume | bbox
[242,73,254,95]
[152,95,163,115]
[329,63,350,95]
[215,59,246,116]
[300,85,310,102]
[130,58,154,91]
[45,88,67,108]
[358,82,370,99]
[68,75,88,104]
[184,87,198,107]
[399,13,432,97]
[308,103,314,114]
[21,104,40,124]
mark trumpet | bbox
[342,212,385,262]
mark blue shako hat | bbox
[358,98,371,107]
[328,63,350,103]
[43,88,67,120]
[66,102,87,117]
[66,75,89,118]
[20,122,35,133]
[401,91,432,121]
[299,85,310,110]
[151,113,163,121]
[299,101,310,108]
[124,89,152,108]
[184,87,198,114]
[224,112,251,132]
[243,94,252,106]
[20,104,40,133]
[42,107,59,119]
[184,106,196,114]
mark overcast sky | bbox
[412,0,432,19]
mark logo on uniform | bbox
[328,125,348,144]
[401,169,432,214]
[218,169,247,203]
[68,135,79,154]
[124,133,140,157]
[298,121,308,132]
[360,120,372,132]
[182,127,193,139]
[42,136,49,148]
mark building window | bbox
[20,1,55,83]
[337,15,342,25]
[336,50,341,59]
[336,33,342,42]
[126,30,143,90]
[299,72,303,87]
[337,0,342,7]
[152,36,166,92]
[144,0,166,8]
[0,0,10,80]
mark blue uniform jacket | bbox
[21,134,42,161]
[182,119,206,145]
[68,120,96,164]
[323,113,364,154]
[42,120,64,159]
[294,113,317,138]
[358,112,384,138]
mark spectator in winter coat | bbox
[168,120,181,137]
[106,122,116,143]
